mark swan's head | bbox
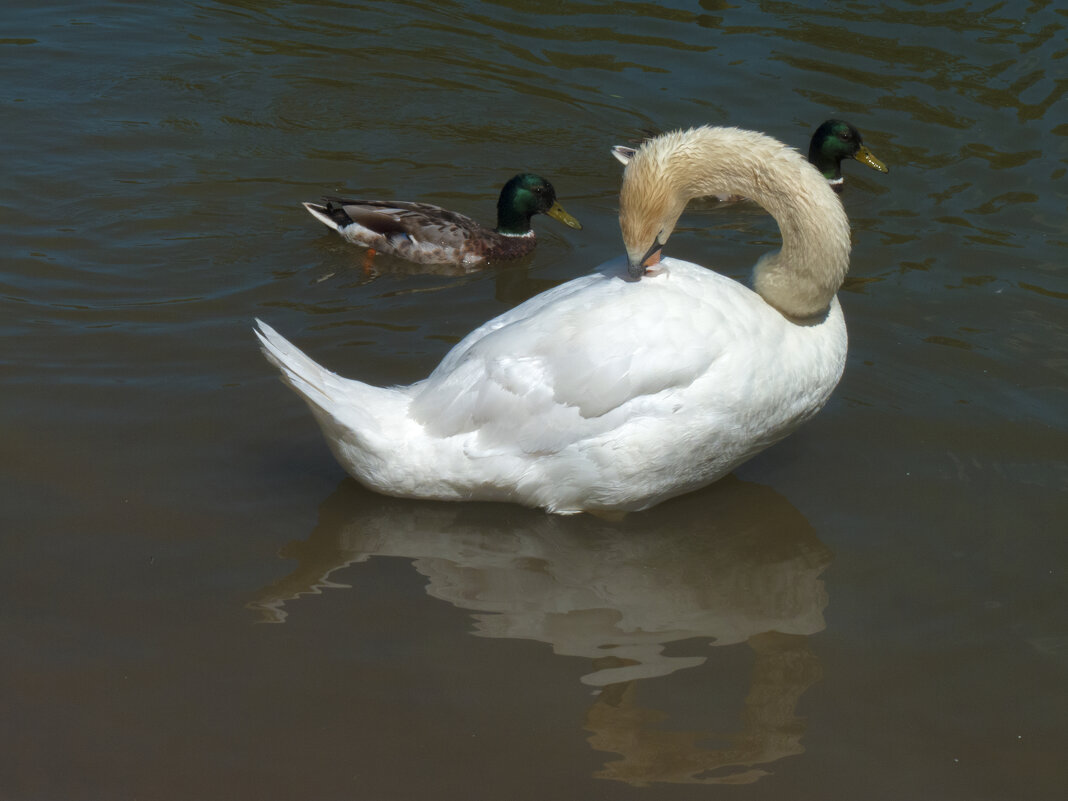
[618,131,695,278]
[618,127,775,278]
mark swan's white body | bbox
[257,126,852,513]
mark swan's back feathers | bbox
[408,261,765,454]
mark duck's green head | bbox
[808,119,889,186]
[496,173,582,235]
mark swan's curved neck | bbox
[622,127,852,319]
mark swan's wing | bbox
[409,262,738,453]
[429,270,608,377]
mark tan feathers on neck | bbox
[619,126,852,319]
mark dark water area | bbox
[3,1,1066,798]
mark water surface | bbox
[3,1,1066,799]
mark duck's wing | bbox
[319,198,488,250]
[409,261,734,453]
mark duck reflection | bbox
[320,252,561,312]
[249,476,832,785]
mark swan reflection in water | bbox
[249,476,832,785]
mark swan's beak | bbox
[546,201,582,229]
[628,240,663,279]
[855,145,889,173]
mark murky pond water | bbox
[4,1,1066,798]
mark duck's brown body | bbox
[305,198,538,267]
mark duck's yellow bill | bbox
[855,146,889,174]
[546,201,582,229]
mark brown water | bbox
[4,1,1066,799]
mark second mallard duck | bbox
[806,119,888,191]
[303,173,582,268]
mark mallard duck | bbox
[302,173,581,268]
[257,126,852,514]
[806,119,888,190]
[612,118,888,196]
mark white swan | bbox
[256,126,852,514]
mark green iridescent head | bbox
[496,173,582,235]
[808,120,889,185]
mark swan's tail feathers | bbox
[256,320,408,485]
[254,319,347,415]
